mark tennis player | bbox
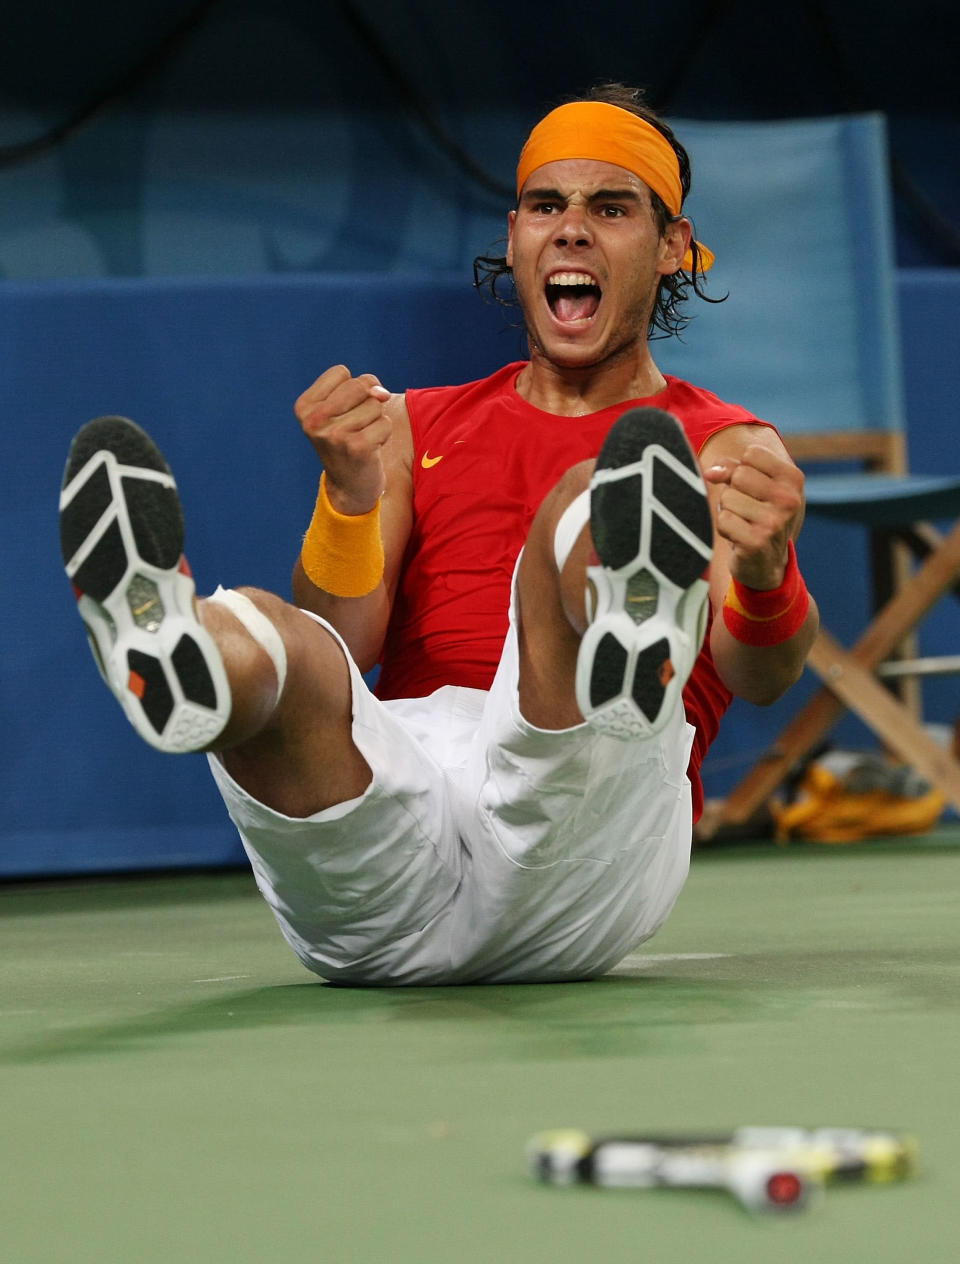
[60,83,818,984]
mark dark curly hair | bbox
[473,82,722,340]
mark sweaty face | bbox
[507,158,685,370]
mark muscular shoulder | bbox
[700,421,792,466]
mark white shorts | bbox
[208,596,695,986]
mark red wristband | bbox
[722,540,810,646]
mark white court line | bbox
[611,952,731,971]
[191,974,251,984]
[638,953,730,962]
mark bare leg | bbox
[199,589,372,819]
[59,414,371,821]
[515,462,594,730]
[515,408,714,740]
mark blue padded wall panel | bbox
[1,273,517,877]
[3,267,958,876]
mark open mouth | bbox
[545,270,602,324]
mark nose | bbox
[554,204,592,248]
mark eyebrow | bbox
[520,186,644,205]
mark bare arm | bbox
[290,365,414,673]
[700,425,819,705]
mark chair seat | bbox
[803,472,960,526]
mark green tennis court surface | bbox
[3,831,958,1263]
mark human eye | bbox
[519,190,565,215]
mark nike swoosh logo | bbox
[421,452,444,468]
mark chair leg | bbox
[719,682,844,826]
[872,528,921,714]
[720,517,960,825]
[897,523,960,601]
[807,628,960,813]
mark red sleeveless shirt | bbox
[376,362,771,820]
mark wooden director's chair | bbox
[657,113,960,823]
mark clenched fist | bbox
[703,443,805,591]
[295,364,393,515]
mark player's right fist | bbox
[294,364,393,514]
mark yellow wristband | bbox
[300,472,384,598]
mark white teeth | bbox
[547,271,597,288]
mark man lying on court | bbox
[60,83,818,985]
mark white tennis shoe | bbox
[60,416,231,753]
[576,406,713,740]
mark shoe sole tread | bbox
[61,416,229,752]
[578,407,712,740]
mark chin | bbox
[536,337,608,372]
[530,321,600,361]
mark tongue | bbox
[555,290,599,322]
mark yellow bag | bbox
[772,753,945,844]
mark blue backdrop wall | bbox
[3,267,958,878]
[2,1,958,876]
[1,0,957,278]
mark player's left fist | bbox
[703,444,805,590]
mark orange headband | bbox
[516,101,714,272]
